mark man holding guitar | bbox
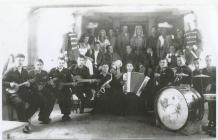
[49,57,72,121]
[2,54,32,133]
[28,59,55,124]
[69,55,96,113]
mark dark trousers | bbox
[8,95,28,122]
[57,89,72,115]
[8,93,42,122]
[125,92,139,115]
[208,101,216,124]
[38,90,56,120]
[74,86,92,110]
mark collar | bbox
[13,66,23,72]
[100,72,109,76]
[56,67,64,71]
[34,69,42,74]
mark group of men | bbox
[3,54,95,133]
[149,55,216,137]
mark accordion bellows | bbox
[126,72,150,96]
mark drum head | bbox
[156,87,189,131]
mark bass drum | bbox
[155,86,204,131]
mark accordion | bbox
[126,72,150,96]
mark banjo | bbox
[6,78,36,94]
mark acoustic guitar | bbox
[58,75,100,90]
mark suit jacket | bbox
[122,52,139,69]
[155,66,174,88]
[156,35,169,59]
[86,49,104,67]
[28,70,49,92]
[117,33,130,57]
[139,53,156,69]
[103,52,121,66]
[202,66,216,92]
[3,67,30,101]
[49,67,72,92]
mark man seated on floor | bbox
[49,57,72,121]
[3,54,34,133]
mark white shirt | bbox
[159,35,165,47]
[94,50,99,65]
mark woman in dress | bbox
[96,29,110,53]
[130,25,146,55]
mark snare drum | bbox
[155,86,204,131]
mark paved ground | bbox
[3,104,215,140]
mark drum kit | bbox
[155,72,215,131]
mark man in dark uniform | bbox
[92,63,111,114]
[3,54,33,133]
[146,26,158,60]
[192,58,204,120]
[49,57,72,121]
[154,58,174,90]
[144,58,174,111]
[28,59,55,124]
[175,55,192,85]
[192,58,203,94]
[69,55,92,113]
[117,25,130,58]
[122,45,138,72]
[201,55,216,137]
[139,47,156,76]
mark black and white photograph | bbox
[0,0,217,139]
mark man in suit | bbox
[139,47,156,76]
[146,26,158,58]
[192,58,203,94]
[166,45,177,68]
[3,54,32,133]
[69,55,92,113]
[156,28,169,61]
[117,25,130,58]
[28,59,55,124]
[201,55,216,137]
[122,45,138,72]
[103,45,121,67]
[86,42,104,76]
[49,57,72,121]
[154,58,174,90]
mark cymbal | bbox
[193,74,210,78]
[176,73,189,77]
